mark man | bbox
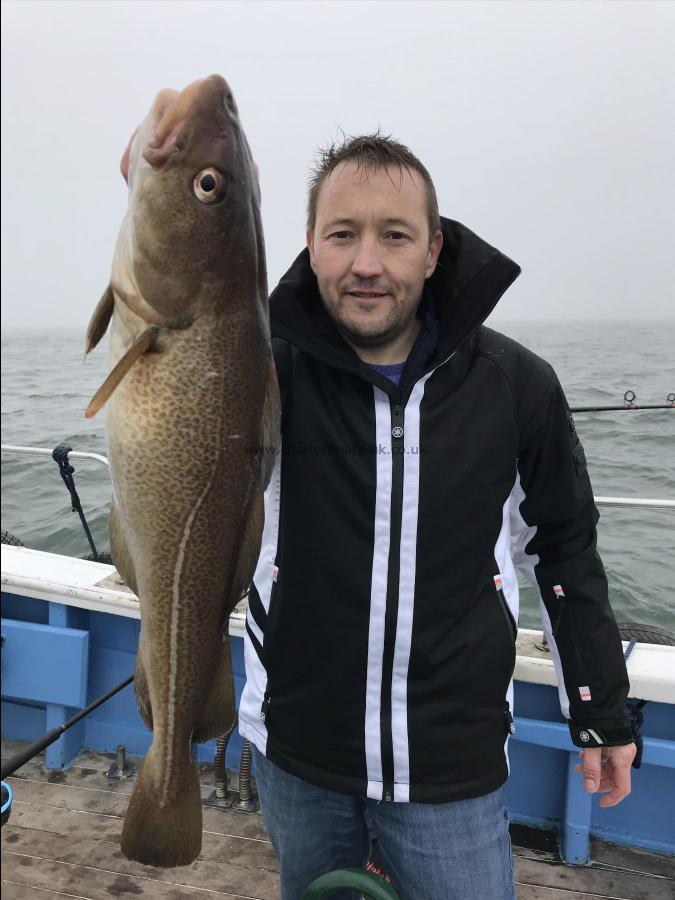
[239,135,636,899]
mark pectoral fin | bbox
[85,326,159,419]
[86,286,115,355]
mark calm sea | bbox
[1,321,674,632]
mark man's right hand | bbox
[574,743,636,807]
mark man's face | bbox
[307,162,443,351]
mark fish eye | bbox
[193,167,225,204]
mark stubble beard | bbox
[319,283,423,350]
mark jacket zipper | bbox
[380,401,405,801]
[552,585,566,637]
[379,361,455,802]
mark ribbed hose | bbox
[238,740,253,803]
[213,720,236,799]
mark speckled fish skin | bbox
[88,75,279,868]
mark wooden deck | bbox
[1,740,672,899]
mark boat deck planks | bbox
[2,741,673,899]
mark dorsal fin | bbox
[86,286,115,355]
[85,326,159,419]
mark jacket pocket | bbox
[493,575,517,643]
[260,687,272,726]
[263,578,280,667]
[260,569,282,724]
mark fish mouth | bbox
[143,82,202,169]
[135,75,234,171]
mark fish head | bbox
[117,75,264,326]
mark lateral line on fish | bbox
[161,454,220,808]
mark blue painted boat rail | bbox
[514,716,674,768]
[3,578,673,864]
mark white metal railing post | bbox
[1,444,110,469]
[595,497,675,510]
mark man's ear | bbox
[307,229,317,274]
[425,230,443,279]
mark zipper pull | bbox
[384,791,393,802]
[260,690,271,724]
[504,703,515,735]
[391,404,404,440]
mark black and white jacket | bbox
[239,218,632,804]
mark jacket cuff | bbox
[568,719,634,748]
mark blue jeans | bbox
[252,747,515,900]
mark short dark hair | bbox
[307,131,441,242]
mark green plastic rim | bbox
[302,867,399,899]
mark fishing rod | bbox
[0,674,134,781]
[570,392,675,413]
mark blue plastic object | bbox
[1,780,13,826]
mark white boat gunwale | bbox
[2,543,673,704]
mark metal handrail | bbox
[595,497,674,510]
[1,443,110,469]
[1,443,673,510]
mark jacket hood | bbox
[269,217,521,374]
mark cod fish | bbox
[84,75,279,868]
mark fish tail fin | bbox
[120,743,202,867]
[192,638,236,743]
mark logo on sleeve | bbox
[580,730,590,743]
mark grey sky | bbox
[1,0,674,331]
